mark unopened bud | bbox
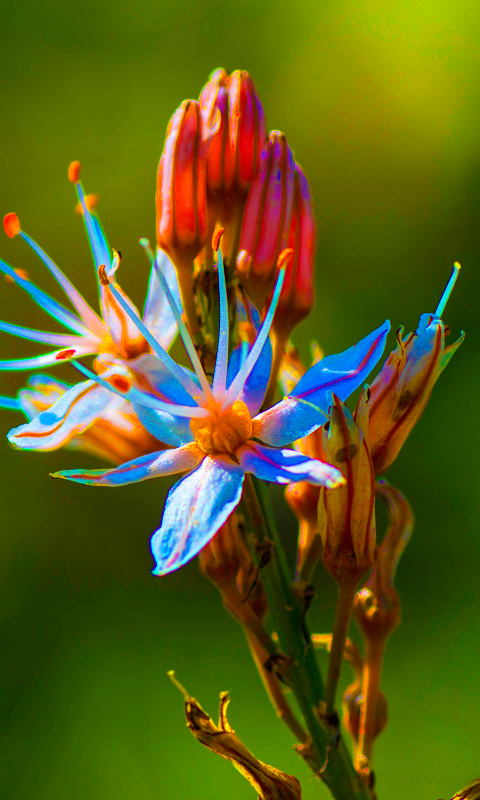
[273,165,316,339]
[365,264,464,473]
[319,395,376,588]
[237,131,295,308]
[227,70,267,195]
[156,99,219,267]
[354,481,413,642]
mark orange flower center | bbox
[190,400,252,455]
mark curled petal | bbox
[7,380,112,450]
[151,456,245,575]
[52,442,204,486]
[237,442,344,488]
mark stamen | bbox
[151,253,215,406]
[212,241,229,399]
[0,395,22,412]
[98,267,205,404]
[434,262,461,318]
[71,172,112,275]
[139,237,156,265]
[223,253,290,408]
[0,320,82,348]
[0,257,91,336]
[17,227,105,337]
[72,360,208,418]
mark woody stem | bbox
[325,582,358,714]
[242,476,370,800]
[355,637,386,768]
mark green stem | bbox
[325,583,357,714]
[242,477,370,800]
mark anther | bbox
[3,213,21,238]
[277,247,294,271]
[68,161,81,183]
[4,268,29,284]
[434,262,461,319]
[55,349,77,360]
[212,227,225,252]
[98,265,110,286]
[75,194,99,215]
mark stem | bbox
[245,628,308,744]
[356,638,386,768]
[242,476,370,800]
[174,255,202,343]
[325,583,358,714]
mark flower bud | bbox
[354,480,413,642]
[449,780,480,800]
[365,265,464,474]
[156,99,219,266]
[273,165,316,339]
[198,513,268,625]
[237,131,295,308]
[286,480,321,581]
[198,69,232,195]
[227,70,266,195]
[318,395,376,588]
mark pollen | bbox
[4,213,21,238]
[190,400,252,455]
[68,161,81,183]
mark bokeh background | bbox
[0,1,479,798]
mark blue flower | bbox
[21,244,390,576]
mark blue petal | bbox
[52,442,204,486]
[292,320,390,407]
[143,251,180,350]
[151,455,245,575]
[129,354,199,407]
[227,335,272,416]
[253,397,325,447]
[238,442,344,488]
[8,380,111,450]
[131,401,194,447]
[254,321,390,447]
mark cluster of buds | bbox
[155,69,316,352]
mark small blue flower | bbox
[24,244,390,576]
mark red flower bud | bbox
[198,69,233,195]
[273,165,316,339]
[227,70,266,195]
[237,131,295,308]
[156,99,219,266]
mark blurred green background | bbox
[0,1,478,798]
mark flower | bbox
[2,163,180,452]
[20,240,391,576]
[364,263,464,474]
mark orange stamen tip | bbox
[236,249,252,275]
[98,265,110,286]
[277,248,294,270]
[68,161,81,183]
[75,194,99,215]
[4,213,21,238]
[4,268,30,285]
[212,227,225,252]
[55,349,76,361]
